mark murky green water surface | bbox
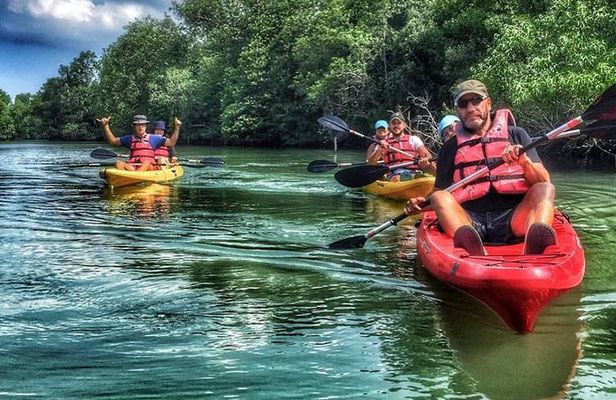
[1,142,615,399]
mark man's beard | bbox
[463,113,489,133]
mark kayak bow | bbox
[363,175,435,201]
[416,209,585,332]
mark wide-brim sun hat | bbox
[152,120,167,132]
[132,115,149,124]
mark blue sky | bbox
[0,0,174,101]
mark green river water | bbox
[1,142,616,399]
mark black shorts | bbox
[467,208,522,244]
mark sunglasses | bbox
[455,95,488,109]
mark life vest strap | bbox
[474,173,526,183]
[458,137,509,148]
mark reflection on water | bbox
[101,183,178,219]
[436,284,583,400]
[0,143,615,399]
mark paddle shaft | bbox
[348,128,418,159]
[91,148,223,165]
[386,158,435,171]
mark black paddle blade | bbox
[200,160,225,168]
[580,121,616,140]
[182,157,225,166]
[178,157,224,168]
[582,82,616,120]
[326,235,368,249]
[334,165,389,188]
[307,159,338,173]
[201,157,225,165]
[318,115,349,133]
[90,148,119,159]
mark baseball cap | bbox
[374,120,388,130]
[452,79,489,105]
[437,115,460,137]
[389,112,406,124]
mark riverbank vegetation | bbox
[1,0,615,164]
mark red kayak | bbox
[416,209,585,333]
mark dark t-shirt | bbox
[435,126,542,212]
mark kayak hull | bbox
[363,175,435,201]
[417,210,585,333]
[99,165,184,188]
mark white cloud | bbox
[7,1,158,28]
[8,0,95,23]
[97,2,151,29]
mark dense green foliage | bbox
[2,0,615,162]
[0,89,15,140]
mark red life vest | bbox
[452,109,530,204]
[128,134,156,164]
[154,145,169,158]
[383,133,419,167]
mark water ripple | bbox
[1,144,615,398]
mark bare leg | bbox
[510,182,555,237]
[116,160,135,171]
[137,160,154,171]
[430,190,473,237]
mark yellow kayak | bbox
[99,165,184,188]
[363,175,435,201]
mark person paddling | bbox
[152,118,182,166]
[367,112,435,181]
[97,114,180,171]
[405,79,556,255]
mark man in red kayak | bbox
[405,79,556,255]
[367,112,435,180]
[97,115,181,171]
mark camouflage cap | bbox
[452,80,489,104]
[389,112,406,124]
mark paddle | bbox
[307,159,368,173]
[90,148,127,159]
[318,115,419,159]
[61,162,115,168]
[89,148,225,167]
[334,158,436,188]
[326,85,616,249]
